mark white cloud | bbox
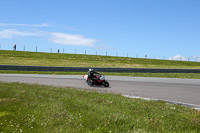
[48,32,97,47]
[0,23,49,27]
[0,28,97,47]
[169,54,187,61]
[0,29,36,38]
[169,54,200,62]
[31,23,49,27]
[190,56,200,62]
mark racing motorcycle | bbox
[83,74,109,87]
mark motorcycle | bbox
[83,74,109,87]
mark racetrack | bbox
[0,74,200,109]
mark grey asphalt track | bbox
[0,74,200,109]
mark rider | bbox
[88,68,99,83]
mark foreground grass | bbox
[1,50,200,69]
[0,82,200,132]
[1,70,200,79]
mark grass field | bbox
[1,50,200,69]
[1,82,200,133]
[1,70,200,79]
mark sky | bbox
[0,0,200,61]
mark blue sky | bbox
[0,0,200,61]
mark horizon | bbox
[1,49,200,63]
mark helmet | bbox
[89,68,93,71]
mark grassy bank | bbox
[1,50,200,69]
[0,82,200,133]
[1,70,200,79]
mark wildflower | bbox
[170,107,176,110]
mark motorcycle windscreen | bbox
[100,75,105,80]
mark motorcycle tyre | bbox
[103,81,109,87]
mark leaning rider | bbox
[88,68,99,83]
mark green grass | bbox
[0,82,200,133]
[1,70,200,79]
[1,50,200,69]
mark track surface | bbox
[0,74,200,107]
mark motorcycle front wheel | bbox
[103,81,109,87]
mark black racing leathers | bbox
[88,70,99,82]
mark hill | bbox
[0,50,200,69]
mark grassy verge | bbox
[1,50,200,69]
[1,70,200,79]
[0,82,200,132]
